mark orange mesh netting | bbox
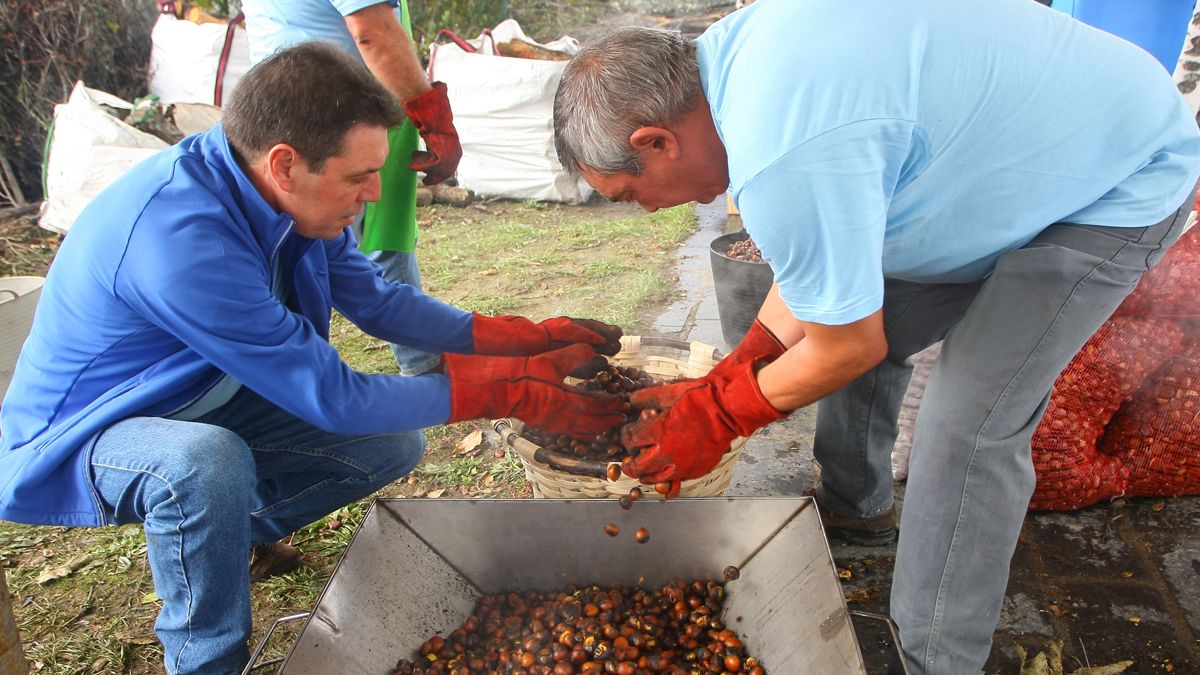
[1029,318,1184,511]
[1100,335,1200,498]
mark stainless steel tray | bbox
[258,497,874,674]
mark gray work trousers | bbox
[812,201,1192,675]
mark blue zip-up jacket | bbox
[0,125,475,527]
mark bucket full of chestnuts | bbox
[493,335,748,500]
[249,497,886,674]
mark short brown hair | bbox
[223,41,403,171]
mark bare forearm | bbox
[346,4,431,102]
[756,308,887,411]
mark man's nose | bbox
[362,175,383,203]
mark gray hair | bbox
[553,27,702,176]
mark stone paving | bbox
[647,201,1200,674]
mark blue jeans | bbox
[366,248,442,376]
[89,387,424,674]
[813,205,1190,674]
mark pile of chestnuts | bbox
[392,580,766,674]
[521,364,661,463]
[725,238,764,264]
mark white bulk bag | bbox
[39,83,168,235]
[148,13,251,106]
[428,20,592,203]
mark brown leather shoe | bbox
[815,501,898,546]
[249,541,303,581]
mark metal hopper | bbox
[255,497,886,674]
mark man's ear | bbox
[264,143,303,192]
[629,126,681,159]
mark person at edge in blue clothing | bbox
[552,0,1200,673]
[0,43,625,675]
[242,0,460,377]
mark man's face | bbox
[287,124,388,240]
[578,129,729,213]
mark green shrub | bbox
[0,1,157,203]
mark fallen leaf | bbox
[141,590,160,604]
[36,554,91,585]
[454,429,485,457]
[426,488,445,499]
[1018,640,1133,675]
[479,268,499,276]
[1070,663,1133,675]
[1046,603,1068,618]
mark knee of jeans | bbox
[378,431,425,481]
[186,427,255,498]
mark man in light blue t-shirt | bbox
[553,0,1200,672]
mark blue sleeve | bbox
[115,202,453,434]
[735,119,912,325]
[323,232,475,354]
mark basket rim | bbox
[494,417,747,478]
[625,334,724,358]
[491,335,739,485]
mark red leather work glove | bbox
[444,344,626,439]
[708,319,786,382]
[402,82,462,186]
[472,313,623,357]
[621,359,787,497]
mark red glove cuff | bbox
[710,319,787,382]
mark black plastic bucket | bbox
[709,231,775,347]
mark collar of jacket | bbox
[199,123,301,260]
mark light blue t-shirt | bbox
[242,0,405,64]
[699,0,1200,325]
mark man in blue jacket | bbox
[0,43,624,674]
[553,0,1200,672]
[243,0,462,376]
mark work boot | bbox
[815,501,898,546]
[249,541,303,581]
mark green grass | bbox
[413,456,487,486]
[417,203,695,330]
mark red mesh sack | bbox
[1113,225,1200,319]
[1029,317,1184,510]
[1100,336,1200,497]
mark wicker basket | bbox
[493,335,748,499]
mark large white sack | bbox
[39,83,168,235]
[148,13,251,106]
[429,20,592,203]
